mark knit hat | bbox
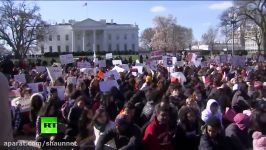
[233,113,250,130]
[115,113,129,126]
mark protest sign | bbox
[67,77,77,85]
[231,55,246,67]
[132,66,143,74]
[11,97,31,112]
[219,55,228,63]
[35,66,46,73]
[46,67,63,81]
[47,86,65,101]
[77,61,91,68]
[28,82,44,93]
[80,68,95,76]
[14,74,26,83]
[99,80,119,92]
[150,50,164,60]
[119,64,130,72]
[112,60,122,65]
[171,72,187,85]
[163,56,173,67]
[106,53,113,59]
[105,70,121,80]
[112,66,125,73]
[60,54,74,65]
[99,60,106,68]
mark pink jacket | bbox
[253,131,266,150]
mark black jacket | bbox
[96,124,141,150]
[199,133,234,150]
[225,123,252,150]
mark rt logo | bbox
[41,117,58,134]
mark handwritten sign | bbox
[99,80,119,92]
[77,61,91,68]
[80,68,95,76]
[14,74,26,83]
[28,82,44,93]
[112,66,125,73]
[35,66,46,73]
[46,67,63,81]
[106,53,113,59]
[47,86,65,101]
[11,97,31,112]
[150,50,164,60]
[60,54,74,65]
[119,64,130,72]
[112,60,122,66]
[132,66,143,74]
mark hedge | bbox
[43,50,138,57]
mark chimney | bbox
[111,19,113,24]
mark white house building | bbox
[37,18,139,54]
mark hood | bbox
[206,99,218,113]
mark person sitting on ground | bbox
[142,104,174,150]
[95,113,141,150]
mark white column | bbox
[82,31,85,51]
[103,30,106,51]
[72,30,75,52]
[93,30,96,52]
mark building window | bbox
[108,44,112,51]
[66,45,69,52]
[124,34,127,40]
[57,46,61,53]
[97,44,100,51]
[116,35,120,40]
[49,35,52,41]
[65,34,69,41]
[132,44,135,51]
[116,44,120,51]
[49,46,52,52]
[41,45,44,53]
[124,44,127,51]
[108,34,112,40]
[57,35,60,41]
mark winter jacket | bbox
[94,121,115,145]
[96,124,141,150]
[225,123,252,150]
[142,117,174,150]
[199,133,233,150]
[252,131,266,150]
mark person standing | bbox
[0,72,13,147]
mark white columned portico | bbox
[72,30,75,52]
[93,30,96,53]
[82,31,85,51]
[103,30,106,51]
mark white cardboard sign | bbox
[106,53,113,59]
[99,80,119,92]
[46,67,63,81]
[112,60,122,65]
[60,54,74,65]
[14,74,26,83]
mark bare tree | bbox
[147,15,193,53]
[0,0,47,59]
[202,27,218,53]
[140,28,155,50]
[245,24,262,52]
[234,0,266,54]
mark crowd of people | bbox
[0,53,266,150]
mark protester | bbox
[142,104,174,150]
[96,113,141,150]
[201,99,223,123]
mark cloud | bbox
[209,2,233,10]
[150,6,166,13]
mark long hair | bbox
[38,100,57,117]
[78,107,94,139]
